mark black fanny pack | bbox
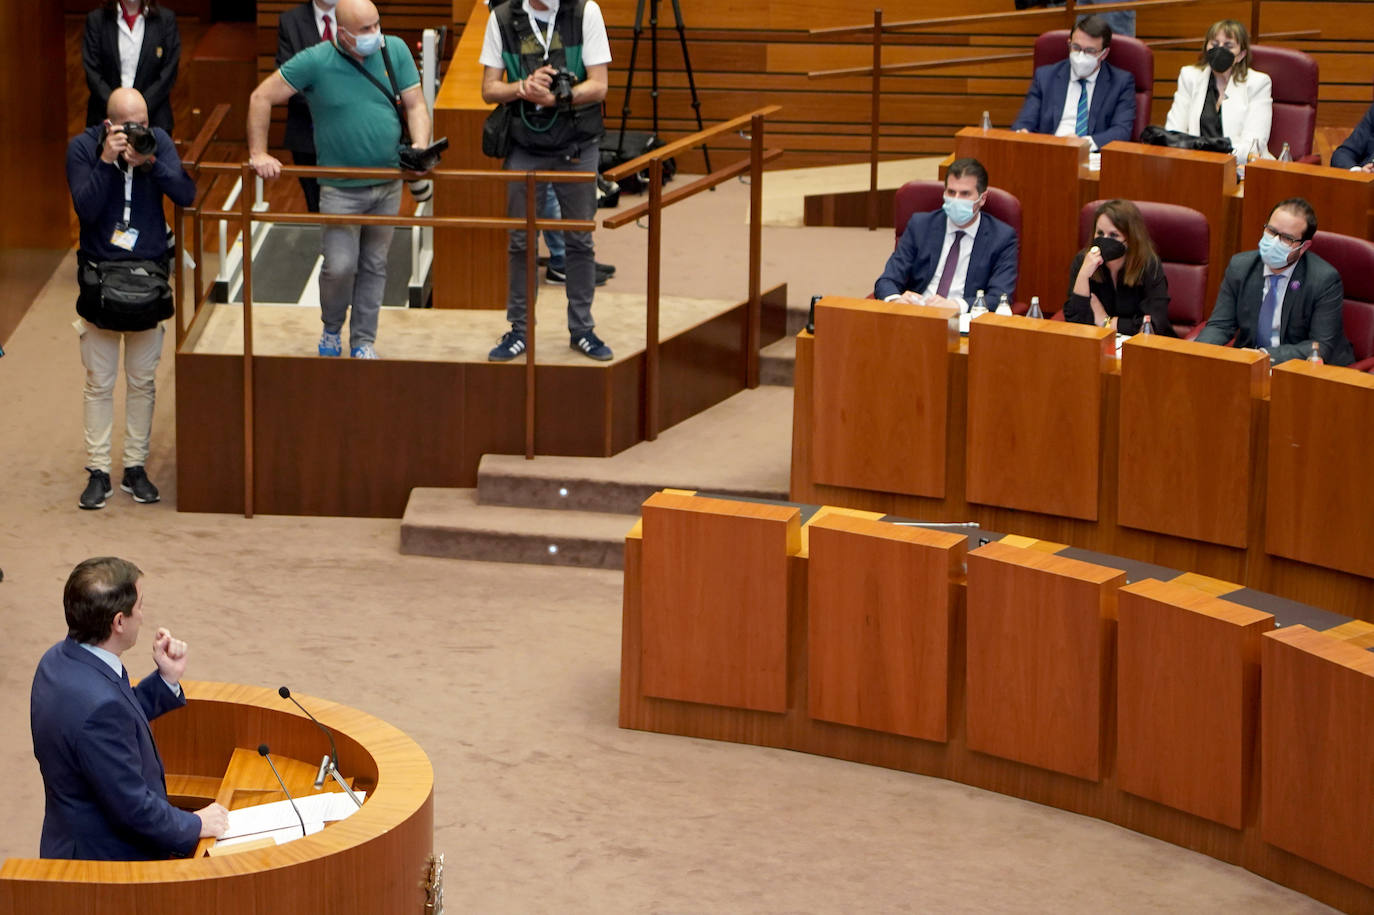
[80,258,172,330]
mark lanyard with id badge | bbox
[110,165,140,251]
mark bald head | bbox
[335,0,379,33]
[107,88,149,126]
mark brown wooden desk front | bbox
[0,683,435,915]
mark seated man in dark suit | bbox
[874,157,1018,308]
[1196,197,1354,365]
[1331,100,1374,172]
[1011,15,1136,151]
[30,557,228,860]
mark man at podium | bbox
[29,557,228,860]
[873,157,1018,308]
[1195,198,1353,365]
[1011,15,1135,152]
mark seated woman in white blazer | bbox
[1165,19,1273,160]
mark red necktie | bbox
[122,11,139,31]
[321,14,332,42]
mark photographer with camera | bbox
[248,0,431,360]
[66,88,195,511]
[481,0,613,362]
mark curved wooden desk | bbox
[0,683,435,915]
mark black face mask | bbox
[1093,236,1127,261]
[1206,46,1236,73]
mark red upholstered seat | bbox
[890,180,1024,305]
[1033,30,1154,141]
[1307,231,1374,372]
[1077,200,1210,337]
[1249,45,1320,163]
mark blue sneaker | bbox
[350,343,379,359]
[488,330,527,362]
[318,330,342,357]
[571,331,613,361]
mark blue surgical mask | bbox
[350,29,384,57]
[1258,232,1295,270]
[943,196,976,226]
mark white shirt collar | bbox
[1264,256,1299,282]
[79,642,124,677]
[946,212,981,238]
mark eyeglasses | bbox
[1068,42,1103,55]
[1262,224,1303,248]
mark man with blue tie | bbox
[30,557,228,860]
[1011,15,1136,151]
[873,157,1019,307]
[1196,198,1353,365]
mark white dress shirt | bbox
[313,1,333,39]
[1261,259,1298,348]
[920,212,983,305]
[116,12,145,90]
[1055,67,1100,150]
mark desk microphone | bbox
[258,744,307,838]
[279,686,363,808]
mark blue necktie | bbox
[1257,275,1280,347]
[1075,79,1089,136]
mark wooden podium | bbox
[1099,142,1239,311]
[966,313,1112,520]
[952,127,1090,307]
[812,298,957,498]
[0,683,435,914]
[1242,159,1374,242]
[1117,334,1268,547]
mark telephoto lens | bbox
[408,179,433,202]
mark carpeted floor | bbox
[0,177,1335,912]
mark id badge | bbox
[110,224,140,251]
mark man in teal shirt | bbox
[247,0,430,359]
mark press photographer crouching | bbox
[480,0,614,362]
[66,87,195,511]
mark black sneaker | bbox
[571,331,613,361]
[547,263,609,287]
[79,469,113,510]
[121,466,160,504]
[595,261,616,278]
[488,330,527,362]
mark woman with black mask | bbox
[1063,199,1175,336]
[1164,19,1272,161]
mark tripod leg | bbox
[649,0,660,138]
[669,0,710,173]
[617,0,650,156]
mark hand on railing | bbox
[249,151,283,180]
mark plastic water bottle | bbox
[1247,138,1263,164]
[1026,296,1044,319]
[1140,315,1155,335]
[1308,341,1323,364]
[996,293,1013,316]
[1278,142,1293,163]
[981,110,992,130]
[970,289,989,317]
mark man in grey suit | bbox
[276,0,337,212]
[1196,197,1354,366]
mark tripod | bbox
[615,0,711,173]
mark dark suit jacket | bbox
[1331,101,1374,170]
[1011,59,1136,150]
[30,639,201,860]
[278,1,324,154]
[83,7,181,133]
[1196,250,1354,366]
[874,210,1019,302]
[1062,249,1175,336]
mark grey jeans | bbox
[319,180,402,348]
[504,139,599,337]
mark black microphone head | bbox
[258,743,270,756]
[278,686,291,698]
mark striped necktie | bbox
[1075,78,1090,136]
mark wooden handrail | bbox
[603,105,781,181]
[602,150,784,228]
[809,0,1194,37]
[196,210,595,231]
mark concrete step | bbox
[400,488,634,570]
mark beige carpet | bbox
[0,191,1335,911]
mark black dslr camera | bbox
[550,67,576,111]
[104,121,157,156]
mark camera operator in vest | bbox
[66,87,195,511]
[480,0,614,362]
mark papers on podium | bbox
[216,790,367,848]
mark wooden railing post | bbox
[524,170,539,460]
[748,113,764,389]
[646,157,664,440]
[1251,0,1261,43]
[239,163,256,519]
[868,8,883,232]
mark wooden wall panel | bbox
[1116,579,1272,829]
[807,515,965,741]
[965,540,1124,781]
[2,0,68,250]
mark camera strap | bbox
[335,42,411,145]
[119,163,134,230]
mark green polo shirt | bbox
[279,35,420,187]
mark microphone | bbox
[279,685,340,790]
[279,685,363,808]
[258,744,307,838]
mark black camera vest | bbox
[493,0,605,155]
